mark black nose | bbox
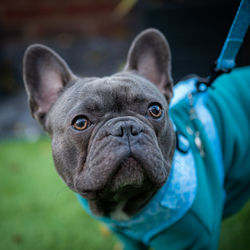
[110,121,143,137]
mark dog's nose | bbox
[110,121,143,137]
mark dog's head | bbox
[23,29,176,219]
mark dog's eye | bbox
[148,104,162,119]
[72,116,89,131]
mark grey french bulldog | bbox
[23,29,250,250]
[23,29,175,218]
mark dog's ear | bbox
[23,44,75,128]
[124,29,173,103]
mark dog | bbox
[23,29,250,250]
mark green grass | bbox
[0,139,249,250]
[0,139,119,250]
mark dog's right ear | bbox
[23,44,75,128]
[124,29,173,103]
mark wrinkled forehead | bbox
[84,73,164,102]
[52,72,167,115]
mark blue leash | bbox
[216,0,250,71]
[197,0,250,90]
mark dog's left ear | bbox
[124,28,173,103]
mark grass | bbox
[0,139,119,250]
[0,139,249,250]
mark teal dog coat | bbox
[77,67,250,250]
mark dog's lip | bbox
[111,156,144,179]
[78,155,145,201]
[109,157,145,197]
[76,148,169,201]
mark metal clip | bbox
[194,131,205,157]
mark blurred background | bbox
[0,0,249,249]
[0,0,249,140]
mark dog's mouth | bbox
[79,156,157,217]
[82,156,147,200]
[110,157,145,193]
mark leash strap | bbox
[215,0,250,71]
[196,0,250,91]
